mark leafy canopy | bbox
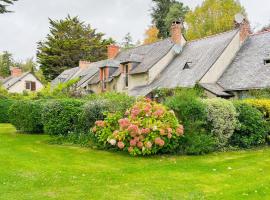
[143,26,159,45]
[151,0,189,38]
[37,15,114,81]
[0,0,17,14]
[185,0,246,40]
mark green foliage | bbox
[0,51,12,77]
[185,0,246,40]
[8,100,44,133]
[42,99,85,136]
[0,97,15,123]
[121,32,135,49]
[230,102,269,148]
[151,0,189,38]
[0,0,17,14]
[37,15,114,80]
[92,98,184,156]
[203,98,238,148]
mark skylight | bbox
[264,58,270,65]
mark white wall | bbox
[8,73,43,93]
[200,31,241,83]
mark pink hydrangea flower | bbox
[131,106,140,118]
[117,141,125,149]
[128,147,134,153]
[128,124,139,136]
[134,137,140,142]
[95,120,105,127]
[113,130,119,137]
[167,133,172,139]
[159,129,166,136]
[118,118,130,129]
[154,137,165,147]
[153,109,164,118]
[92,126,97,133]
[144,104,152,114]
[167,128,172,134]
[176,125,184,136]
[130,139,137,147]
[137,141,143,149]
[145,141,152,149]
[141,128,150,135]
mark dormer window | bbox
[264,58,270,65]
[183,62,192,70]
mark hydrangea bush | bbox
[91,98,184,156]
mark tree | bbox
[144,26,159,45]
[122,32,135,49]
[14,57,36,73]
[151,0,189,38]
[37,15,114,81]
[0,51,12,78]
[0,0,17,14]
[185,0,246,40]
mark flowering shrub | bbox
[91,98,184,156]
[244,99,270,119]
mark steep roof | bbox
[3,72,32,89]
[218,31,270,91]
[130,29,239,96]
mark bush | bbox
[230,102,269,148]
[78,99,110,133]
[8,100,45,133]
[0,98,15,123]
[92,98,184,156]
[86,92,135,114]
[244,99,270,119]
[42,99,85,136]
[203,98,238,148]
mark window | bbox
[101,68,107,91]
[183,62,192,70]
[25,81,36,91]
[125,64,129,87]
[264,59,270,65]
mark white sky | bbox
[0,0,269,61]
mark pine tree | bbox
[0,51,12,77]
[0,0,17,14]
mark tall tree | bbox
[0,0,17,14]
[0,51,12,77]
[122,32,135,49]
[151,0,189,38]
[37,15,114,81]
[185,0,246,40]
[144,26,159,45]
[14,57,36,73]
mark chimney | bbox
[171,21,182,44]
[234,14,251,43]
[107,44,120,59]
[11,67,22,77]
[79,60,91,70]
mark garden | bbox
[1,84,270,199]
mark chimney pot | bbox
[11,67,22,77]
[79,60,91,70]
[108,44,120,59]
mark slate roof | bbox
[2,72,31,89]
[199,83,233,97]
[218,31,270,91]
[130,29,239,96]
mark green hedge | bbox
[8,100,45,133]
[0,98,15,123]
[42,99,85,136]
[230,102,269,148]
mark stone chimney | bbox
[79,60,91,70]
[234,14,251,43]
[171,21,182,44]
[11,67,22,77]
[107,44,120,59]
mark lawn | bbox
[0,124,270,200]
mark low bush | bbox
[244,99,270,119]
[92,98,184,156]
[203,98,238,148]
[0,98,15,123]
[8,100,45,133]
[230,102,269,148]
[42,99,85,136]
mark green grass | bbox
[1,124,270,200]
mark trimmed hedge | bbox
[0,98,15,123]
[230,102,269,148]
[42,99,85,136]
[8,100,44,133]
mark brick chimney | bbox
[234,14,251,43]
[11,67,22,77]
[171,21,182,44]
[79,60,91,70]
[107,44,120,59]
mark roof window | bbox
[264,58,270,65]
[183,62,192,70]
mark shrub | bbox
[230,102,269,148]
[203,98,238,148]
[86,92,135,114]
[0,98,15,123]
[42,99,85,136]
[8,100,45,133]
[244,99,270,119]
[91,98,184,156]
[78,99,110,133]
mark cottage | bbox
[2,67,43,93]
[53,14,270,99]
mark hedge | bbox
[244,99,270,119]
[0,98,15,123]
[8,100,45,133]
[42,99,85,136]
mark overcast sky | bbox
[0,0,269,61]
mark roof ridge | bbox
[251,29,270,36]
[187,28,239,43]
